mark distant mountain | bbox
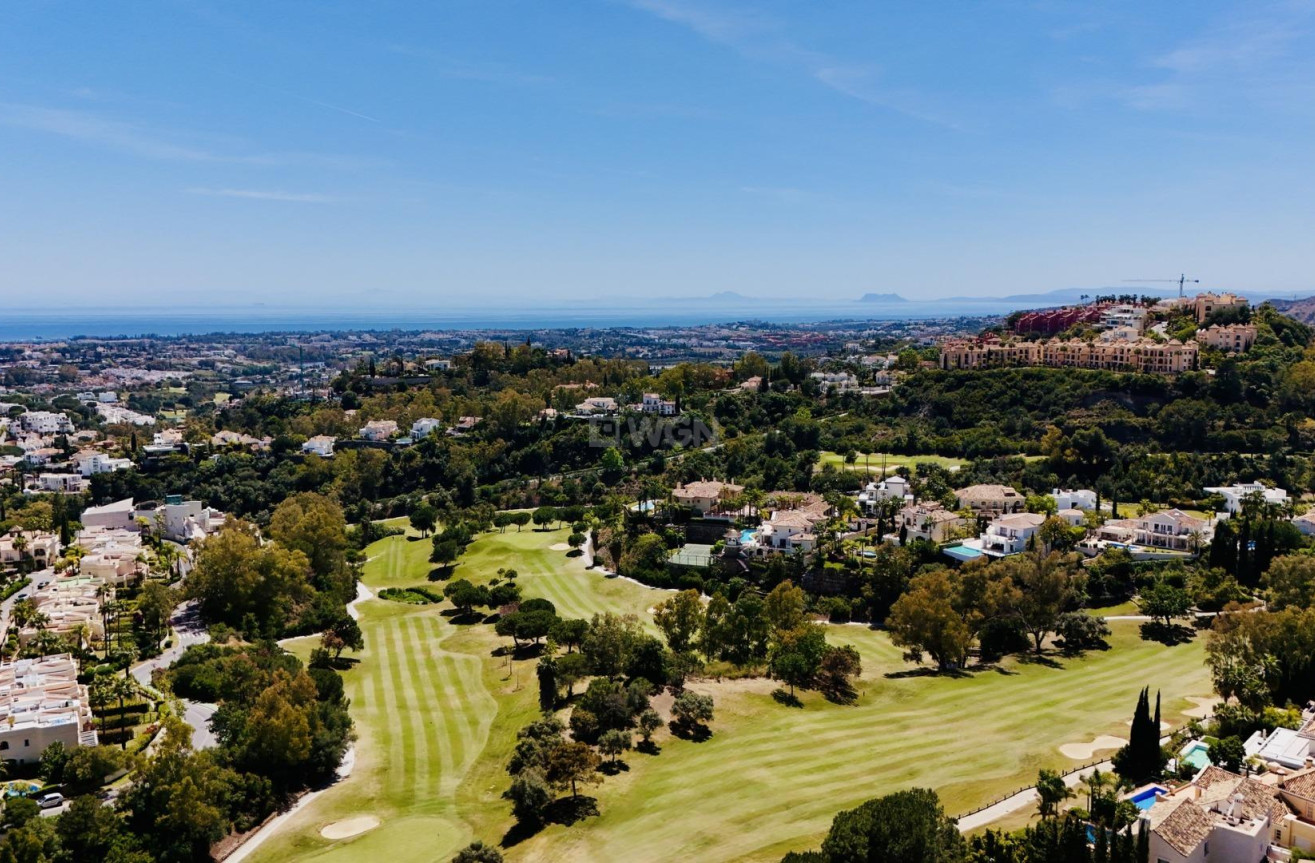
[858,293,908,303]
[1266,295,1315,324]
[705,291,751,302]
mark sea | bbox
[0,298,1025,340]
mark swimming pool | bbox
[943,544,984,561]
[3,781,40,798]
[1129,786,1168,811]
[739,529,756,545]
[1180,741,1211,771]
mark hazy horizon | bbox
[4,1,1315,305]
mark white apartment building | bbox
[0,654,97,764]
[80,498,137,532]
[76,452,134,477]
[36,473,89,494]
[19,411,73,434]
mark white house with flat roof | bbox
[302,435,336,457]
[411,417,442,439]
[80,498,136,532]
[1203,482,1288,514]
[1051,488,1097,511]
[0,654,97,764]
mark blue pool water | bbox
[740,529,756,545]
[1130,786,1168,810]
[943,544,984,561]
[1180,742,1211,771]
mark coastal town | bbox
[0,286,1314,862]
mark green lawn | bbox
[256,527,1213,863]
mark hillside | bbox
[1267,295,1315,324]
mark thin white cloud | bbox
[0,102,386,169]
[384,44,554,86]
[185,187,341,203]
[621,0,960,129]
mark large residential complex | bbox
[0,654,98,764]
[939,334,1199,374]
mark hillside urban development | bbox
[0,289,1313,862]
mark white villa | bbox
[76,451,134,477]
[953,484,1026,516]
[411,417,442,438]
[18,411,73,435]
[1202,482,1288,514]
[1051,488,1097,511]
[1144,764,1315,863]
[857,476,913,513]
[639,393,678,415]
[359,419,398,441]
[0,532,61,568]
[1095,509,1212,552]
[981,512,1046,557]
[76,527,143,585]
[0,654,98,764]
[672,480,745,517]
[574,396,619,415]
[302,435,336,457]
[898,502,967,544]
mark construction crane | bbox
[1123,274,1200,299]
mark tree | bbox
[511,512,532,532]
[532,506,557,531]
[137,582,178,646]
[453,841,504,863]
[325,616,364,659]
[536,657,557,713]
[764,580,807,633]
[267,492,353,600]
[1208,735,1246,773]
[545,741,601,798]
[598,728,632,766]
[443,579,489,616]
[1141,581,1192,627]
[1035,769,1072,818]
[994,552,1080,654]
[816,645,862,704]
[638,708,663,744]
[550,618,588,652]
[430,538,460,573]
[1264,554,1315,611]
[809,788,967,863]
[581,612,644,679]
[555,652,589,698]
[410,503,438,537]
[1113,687,1166,783]
[186,525,312,637]
[1055,611,1110,652]
[768,623,828,696]
[886,571,973,671]
[670,691,714,737]
[618,533,669,580]
[653,589,704,653]
[503,769,552,825]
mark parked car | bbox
[37,793,63,809]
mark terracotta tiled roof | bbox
[1281,766,1315,800]
[1150,798,1214,857]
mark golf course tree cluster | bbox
[1203,555,1315,743]
[648,581,863,703]
[782,787,1150,863]
[506,609,723,832]
[885,550,1105,671]
[185,492,361,640]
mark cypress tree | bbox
[536,658,557,713]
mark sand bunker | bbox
[1182,696,1219,718]
[550,543,571,551]
[1059,735,1125,760]
[320,815,379,840]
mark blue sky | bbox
[2,0,1314,307]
